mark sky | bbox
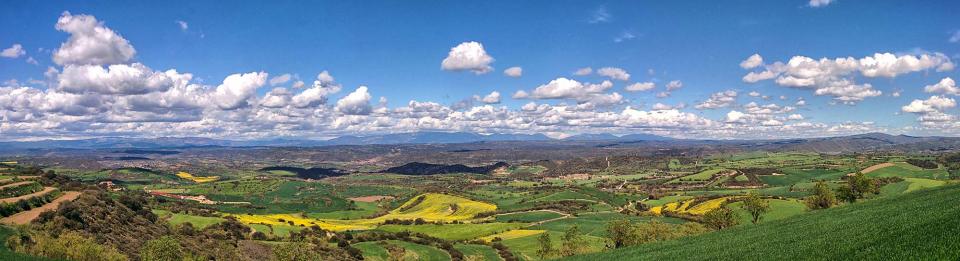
[1,0,959,141]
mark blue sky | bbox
[1,1,959,140]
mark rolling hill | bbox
[565,183,960,260]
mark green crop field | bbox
[495,210,564,223]
[566,184,960,260]
[865,163,949,179]
[501,230,607,260]
[386,240,450,261]
[531,212,684,237]
[455,244,502,260]
[759,168,846,187]
[728,198,807,224]
[377,223,522,241]
[353,241,390,261]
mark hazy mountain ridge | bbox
[1,132,959,154]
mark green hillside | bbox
[565,183,960,260]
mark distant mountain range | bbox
[1,132,959,153]
[0,131,669,149]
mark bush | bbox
[140,236,184,261]
[7,230,128,261]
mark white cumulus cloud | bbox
[597,67,631,81]
[211,72,267,110]
[336,86,373,115]
[53,12,136,65]
[441,41,494,74]
[503,66,522,77]
[924,77,959,96]
[739,54,763,69]
[625,82,655,92]
[1,44,26,58]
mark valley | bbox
[0,133,957,260]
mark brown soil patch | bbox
[861,163,895,173]
[348,195,395,202]
[847,162,895,176]
[0,187,56,204]
[0,191,81,225]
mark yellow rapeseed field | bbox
[649,197,737,216]
[229,193,497,232]
[685,197,729,215]
[176,171,219,183]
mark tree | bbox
[837,172,878,203]
[702,205,738,230]
[140,236,184,261]
[605,219,633,249]
[804,180,837,209]
[536,231,554,259]
[742,192,770,224]
[560,225,585,257]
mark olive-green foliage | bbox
[804,181,837,209]
[140,236,184,261]
[537,231,554,259]
[702,206,738,230]
[605,220,709,249]
[7,230,128,261]
[273,241,322,261]
[741,192,770,224]
[837,172,878,203]
[560,225,586,257]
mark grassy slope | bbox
[455,244,502,261]
[352,241,389,261]
[387,240,450,261]
[728,198,807,224]
[565,183,960,260]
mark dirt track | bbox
[0,187,56,204]
[349,195,395,202]
[0,191,81,225]
[0,181,33,190]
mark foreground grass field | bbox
[565,183,960,260]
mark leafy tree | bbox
[560,225,586,256]
[702,205,738,230]
[536,231,554,259]
[837,172,878,203]
[742,192,770,224]
[805,180,837,209]
[632,220,676,243]
[605,219,633,249]
[140,236,184,261]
